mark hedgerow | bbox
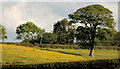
[0,42,119,50]
[1,59,119,69]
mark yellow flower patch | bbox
[1,44,84,64]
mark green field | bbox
[1,44,118,64]
[40,48,118,60]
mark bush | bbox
[0,42,118,50]
[15,42,34,47]
[39,44,80,49]
[0,42,34,47]
[0,42,16,45]
[94,46,118,50]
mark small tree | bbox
[69,4,116,57]
[0,24,7,40]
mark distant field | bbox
[0,44,118,64]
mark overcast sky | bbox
[1,0,119,42]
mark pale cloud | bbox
[2,2,64,31]
[2,2,63,41]
[3,2,25,31]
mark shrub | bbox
[39,44,80,49]
[94,46,118,50]
[15,42,34,47]
[0,42,16,45]
[2,59,119,69]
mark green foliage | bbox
[68,4,116,49]
[94,46,118,50]
[53,18,69,33]
[53,19,74,44]
[16,22,45,44]
[42,32,57,44]
[57,33,68,44]
[97,27,117,41]
[2,59,119,69]
[39,44,80,49]
[0,24,7,40]
[76,26,89,43]
[114,32,120,45]
[0,42,118,50]
[39,44,118,50]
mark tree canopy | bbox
[0,24,7,40]
[42,32,57,44]
[53,19,74,44]
[16,22,45,43]
[114,32,120,45]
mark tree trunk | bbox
[40,36,42,44]
[89,45,94,57]
[89,29,95,57]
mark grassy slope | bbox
[1,44,83,64]
[1,44,118,64]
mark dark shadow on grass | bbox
[41,49,82,56]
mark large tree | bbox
[68,4,116,57]
[16,22,45,43]
[0,24,7,40]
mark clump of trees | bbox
[16,22,45,44]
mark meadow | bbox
[1,44,84,64]
[1,44,118,64]
[0,44,119,69]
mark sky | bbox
[0,0,119,42]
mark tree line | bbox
[1,4,120,57]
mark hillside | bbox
[1,44,84,64]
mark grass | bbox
[1,44,84,64]
[40,48,118,60]
[1,44,118,64]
